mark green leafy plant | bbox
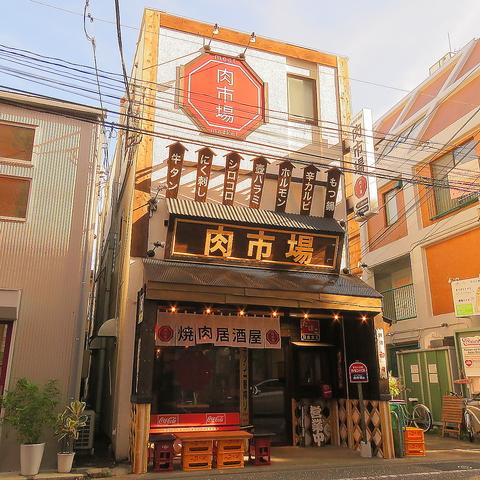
[55,400,88,454]
[388,371,404,398]
[0,378,59,444]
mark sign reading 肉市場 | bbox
[181,52,265,139]
[168,218,340,270]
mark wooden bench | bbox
[175,430,252,471]
[441,395,464,439]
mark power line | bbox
[0,51,480,189]
[1,41,478,159]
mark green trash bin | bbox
[390,400,407,457]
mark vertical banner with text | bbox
[275,161,294,212]
[323,167,342,218]
[249,156,268,209]
[300,164,317,215]
[195,147,214,202]
[223,152,241,206]
[165,142,186,199]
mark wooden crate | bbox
[182,440,213,454]
[441,396,464,439]
[182,453,212,471]
[404,427,424,443]
[217,438,244,453]
[216,451,244,469]
[404,441,425,457]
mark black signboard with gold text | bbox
[167,219,340,271]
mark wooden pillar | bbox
[130,297,157,473]
[131,403,151,474]
[346,399,354,449]
[379,400,395,459]
[329,399,340,447]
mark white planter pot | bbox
[57,452,75,473]
[20,443,45,476]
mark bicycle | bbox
[449,391,480,442]
[391,397,433,432]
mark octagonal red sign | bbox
[181,52,265,139]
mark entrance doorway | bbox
[250,338,290,444]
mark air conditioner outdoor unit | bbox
[75,409,95,455]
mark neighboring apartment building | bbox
[91,10,393,473]
[352,39,480,411]
[0,91,103,469]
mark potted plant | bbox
[0,378,59,476]
[55,400,88,473]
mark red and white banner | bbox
[156,312,281,349]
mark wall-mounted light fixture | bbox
[238,32,256,59]
[146,241,166,257]
[204,23,220,51]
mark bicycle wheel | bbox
[464,410,475,442]
[412,404,433,432]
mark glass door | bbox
[250,338,289,444]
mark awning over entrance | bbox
[144,259,382,312]
[166,198,345,234]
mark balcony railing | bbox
[381,283,416,322]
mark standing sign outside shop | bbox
[349,361,369,453]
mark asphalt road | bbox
[131,461,480,479]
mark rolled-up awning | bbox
[143,259,382,312]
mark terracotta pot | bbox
[57,452,75,473]
[20,443,45,476]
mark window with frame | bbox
[384,188,399,226]
[287,75,317,123]
[0,123,35,163]
[431,139,479,218]
[0,175,31,219]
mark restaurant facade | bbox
[90,10,394,473]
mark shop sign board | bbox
[349,361,369,383]
[156,312,281,349]
[460,336,480,377]
[300,318,320,341]
[351,109,378,220]
[169,219,340,270]
[323,167,341,218]
[300,164,317,216]
[375,328,388,380]
[451,277,480,317]
[181,52,265,139]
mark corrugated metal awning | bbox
[166,198,345,234]
[143,259,382,312]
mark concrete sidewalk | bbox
[1,434,480,479]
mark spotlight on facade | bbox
[212,23,220,35]
[205,308,212,314]
[361,315,368,323]
[170,305,176,313]
[333,313,340,321]
[272,310,278,317]
[239,309,245,316]
[303,313,309,319]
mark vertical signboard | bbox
[249,156,268,209]
[195,147,214,202]
[323,167,342,218]
[275,161,294,212]
[300,165,317,215]
[351,109,378,219]
[223,152,241,206]
[375,328,388,380]
[165,142,186,199]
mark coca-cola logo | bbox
[206,414,226,424]
[157,415,179,425]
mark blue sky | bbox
[1,0,479,120]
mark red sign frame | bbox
[181,52,265,139]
